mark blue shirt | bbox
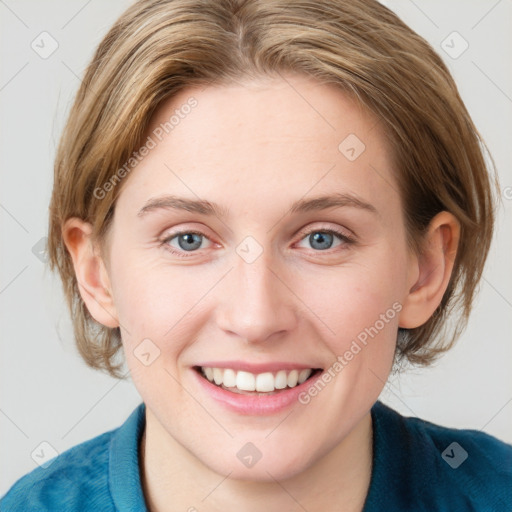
[2,401,511,511]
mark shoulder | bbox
[392,402,512,476]
[405,407,512,470]
[368,401,512,510]
[1,429,117,512]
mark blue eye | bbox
[161,231,210,256]
[308,231,335,250]
[175,232,203,251]
[296,228,353,251]
[160,227,354,258]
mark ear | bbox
[61,218,119,328]
[399,211,460,329]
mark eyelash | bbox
[159,226,356,258]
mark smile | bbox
[192,363,325,415]
[194,366,323,395]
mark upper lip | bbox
[194,360,322,373]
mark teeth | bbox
[223,368,236,387]
[200,366,315,393]
[213,368,223,385]
[256,372,274,392]
[298,369,311,384]
[236,371,256,391]
[275,370,288,389]
[287,369,298,387]
[204,367,214,381]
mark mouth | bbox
[193,366,323,396]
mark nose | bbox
[215,251,299,344]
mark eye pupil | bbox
[310,232,333,250]
[178,233,202,251]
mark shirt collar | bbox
[109,402,148,512]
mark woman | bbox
[2,0,511,510]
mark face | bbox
[102,74,417,480]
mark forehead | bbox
[117,74,400,221]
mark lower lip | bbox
[192,368,324,415]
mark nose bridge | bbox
[216,246,298,342]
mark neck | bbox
[140,410,373,512]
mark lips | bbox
[192,364,325,415]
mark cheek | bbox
[295,256,405,390]
[109,254,217,357]
[109,249,182,326]
[303,263,403,340]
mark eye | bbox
[295,227,354,251]
[160,226,355,258]
[160,230,213,257]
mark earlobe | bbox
[398,211,460,329]
[62,218,119,328]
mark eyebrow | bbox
[137,192,379,219]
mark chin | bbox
[199,442,315,483]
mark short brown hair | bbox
[47,0,499,379]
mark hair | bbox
[47,0,499,379]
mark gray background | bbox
[1,0,511,495]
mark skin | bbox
[63,73,460,511]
